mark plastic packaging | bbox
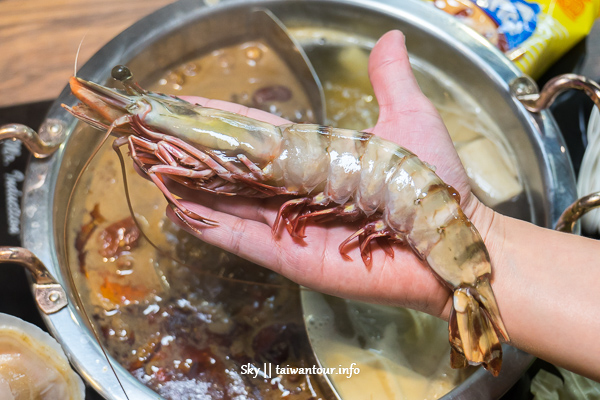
[423,0,600,78]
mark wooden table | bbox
[0,0,176,108]
[0,1,599,109]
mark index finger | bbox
[180,96,292,126]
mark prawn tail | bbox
[449,277,508,377]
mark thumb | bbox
[368,30,434,124]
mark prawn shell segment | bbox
[409,185,462,259]
[426,220,491,287]
[270,124,331,193]
[357,136,413,216]
[142,99,284,168]
[383,155,443,244]
[324,127,371,204]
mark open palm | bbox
[168,31,479,318]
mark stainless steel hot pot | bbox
[0,0,584,398]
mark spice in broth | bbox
[70,36,524,400]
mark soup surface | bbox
[69,31,523,400]
[70,40,328,400]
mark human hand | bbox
[166,30,492,318]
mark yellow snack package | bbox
[422,0,600,78]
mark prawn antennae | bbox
[74,33,87,77]
[63,123,131,400]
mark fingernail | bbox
[376,30,405,47]
[394,30,406,44]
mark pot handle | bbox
[0,247,67,314]
[510,73,600,113]
[510,74,600,234]
[0,125,66,314]
[555,192,600,233]
[0,123,63,158]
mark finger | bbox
[166,201,286,273]
[368,30,438,125]
[367,30,462,188]
[180,96,291,126]
[165,181,280,225]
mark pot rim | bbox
[20,0,576,399]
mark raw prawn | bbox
[64,65,509,376]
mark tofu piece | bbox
[457,138,522,207]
